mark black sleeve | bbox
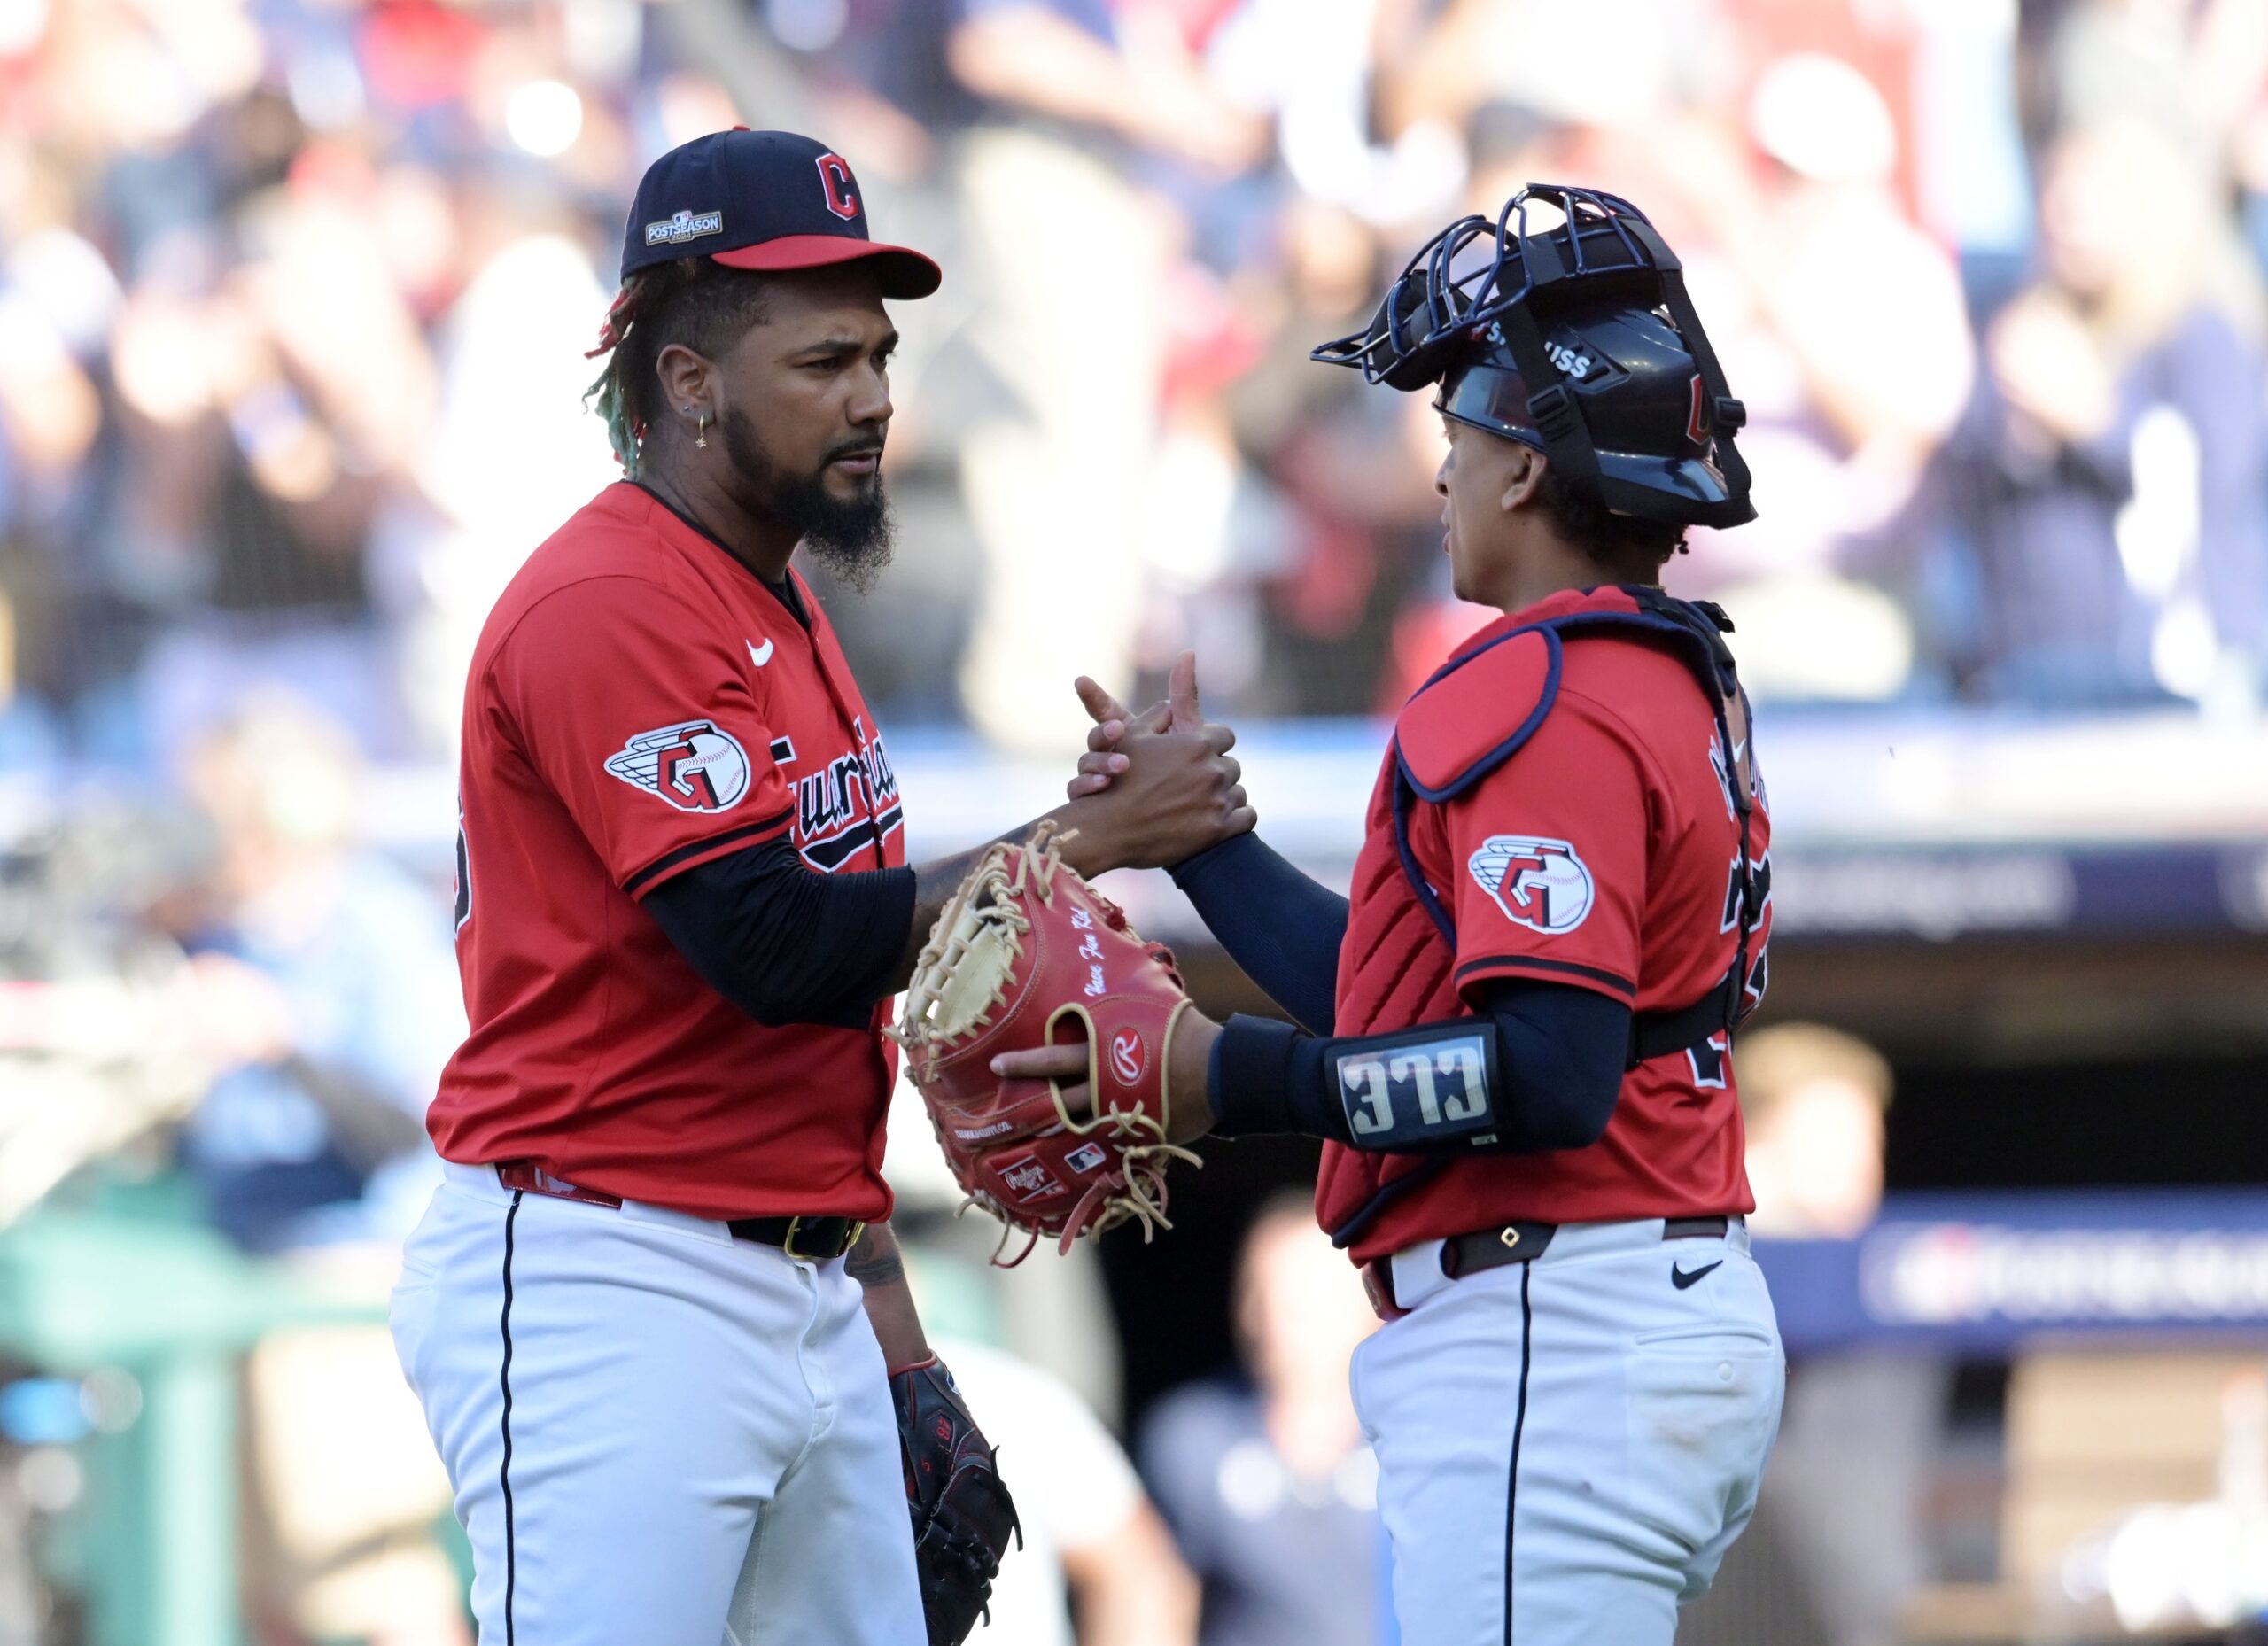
[1167,832,1348,1034]
[1208,977,1630,1153]
[641,838,916,1029]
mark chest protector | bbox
[1324,585,1766,1247]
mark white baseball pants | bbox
[389,1162,926,1646]
[1353,1217,1784,1645]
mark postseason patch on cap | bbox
[645,208,725,247]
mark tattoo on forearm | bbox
[903,846,990,967]
[889,819,1051,993]
[844,1227,907,1288]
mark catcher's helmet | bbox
[1313,184,1755,529]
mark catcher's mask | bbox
[1312,182,1755,530]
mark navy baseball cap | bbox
[620,128,941,299]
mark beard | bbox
[722,406,896,593]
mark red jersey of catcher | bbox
[1318,586,1772,1262]
[429,482,906,1222]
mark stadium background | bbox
[4,0,2268,1642]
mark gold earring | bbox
[695,411,709,449]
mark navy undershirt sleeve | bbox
[1168,832,1348,1034]
[642,838,915,1029]
[1209,978,1631,1153]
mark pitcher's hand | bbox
[1053,654,1251,874]
[1061,674,1161,798]
[1062,652,1226,799]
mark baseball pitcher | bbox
[388,128,1247,1646]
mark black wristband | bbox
[1209,1013,1352,1142]
[1211,1014,1298,1137]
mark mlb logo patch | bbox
[1064,1143,1110,1175]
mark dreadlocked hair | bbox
[584,260,775,477]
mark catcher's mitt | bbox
[892,823,1200,1264]
[893,1356,1021,1646]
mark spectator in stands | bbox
[119,132,444,760]
[1739,1021,1896,1240]
[936,1335,1200,1646]
[1141,1192,1386,1646]
[1672,51,1973,703]
[887,1208,1196,1646]
[1688,1023,1945,1646]
[164,695,460,1251]
[1921,115,2268,707]
[942,0,1267,747]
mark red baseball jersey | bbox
[428,483,906,1222]
[1317,586,1771,1262]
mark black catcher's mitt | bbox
[891,1356,1021,1645]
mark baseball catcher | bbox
[1002,182,1783,1646]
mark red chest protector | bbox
[1324,584,1767,1250]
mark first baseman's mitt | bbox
[892,1356,1021,1646]
[892,823,1200,1265]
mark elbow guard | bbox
[1214,1014,1507,1149]
[1213,989,1625,1154]
[1324,1021,1505,1149]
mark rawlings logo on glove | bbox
[892,823,1199,1264]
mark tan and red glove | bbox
[893,825,1200,1264]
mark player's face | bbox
[1434,413,1532,609]
[716,266,896,495]
[713,268,899,585]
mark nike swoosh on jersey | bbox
[1671,1260,1723,1290]
[748,638,774,667]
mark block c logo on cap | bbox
[816,152,858,221]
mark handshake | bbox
[892,652,1245,1263]
[1045,649,1254,881]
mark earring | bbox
[695,411,709,450]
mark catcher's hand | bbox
[891,823,1203,1264]
[989,1020,1218,1146]
[892,1355,1020,1646]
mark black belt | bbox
[493,1162,865,1261]
[1361,1215,1736,1320]
[724,1215,865,1261]
[1441,1214,1732,1279]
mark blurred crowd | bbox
[5,0,2262,1277]
[1,0,2267,779]
[2,0,2268,1642]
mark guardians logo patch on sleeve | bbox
[605,719,752,812]
[1468,835,1596,936]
